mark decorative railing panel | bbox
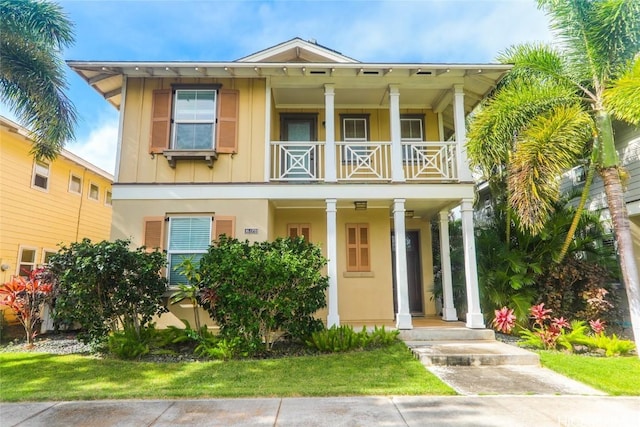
[336,141,392,181]
[402,142,457,181]
[270,141,324,181]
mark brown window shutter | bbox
[288,223,311,240]
[288,224,299,239]
[150,89,172,153]
[346,224,358,271]
[358,224,370,271]
[216,89,239,154]
[214,216,236,240]
[143,217,165,251]
[300,224,311,241]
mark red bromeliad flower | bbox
[492,307,516,334]
[552,317,570,330]
[530,303,552,327]
[589,319,606,335]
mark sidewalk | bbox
[2,396,639,426]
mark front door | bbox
[391,230,424,315]
[281,114,317,179]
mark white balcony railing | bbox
[270,141,324,181]
[336,141,392,181]
[269,140,457,182]
[402,141,457,181]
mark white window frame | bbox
[88,182,100,201]
[341,115,369,163]
[400,115,425,162]
[42,249,57,265]
[105,190,112,206]
[17,246,37,277]
[69,174,82,194]
[167,216,212,286]
[171,88,218,150]
[32,160,50,191]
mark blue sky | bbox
[3,0,553,174]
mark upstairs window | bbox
[105,190,112,206]
[32,161,50,190]
[401,115,425,161]
[341,115,369,162]
[18,247,37,277]
[69,174,82,194]
[173,89,217,150]
[150,86,239,155]
[89,183,99,201]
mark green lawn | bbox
[540,351,640,395]
[0,342,455,402]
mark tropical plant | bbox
[48,239,168,346]
[305,325,399,353]
[467,0,640,351]
[170,257,203,332]
[0,268,53,346]
[196,236,328,356]
[0,0,76,160]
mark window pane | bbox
[89,184,99,200]
[175,90,215,121]
[21,249,36,262]
[344,118,366,140]
[105,191,112,205]
[34,175,48,189]
[43,251,56,263]
[70,176,82,193]
[169,217,211,251]
[401,119,423,140]
[169,253,204,285]
[35,161,49,176]
[175,123,213,149]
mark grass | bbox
[540,351,640,395]
[0,342,455,402]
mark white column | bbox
[453,84,472,182]
[461,199,485,328]
[393,199,413,329]
[324,84,336,183]
[326,198,339,327]
[264,78,272,182]
[389,85,405,182]
[439,210,458,321]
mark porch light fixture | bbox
[405,210,414,218]
[354,201,367,210]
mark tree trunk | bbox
[600,166,640,353]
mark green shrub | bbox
[49,239,168,346]
[306,325,399,353]
[195,236,328,356]
[108,325,162,360]
[584,334,636,357]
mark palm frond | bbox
[604,56,640,125]
[507,104,593,234]
[467,78,580,178]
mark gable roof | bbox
[235,37,359,63]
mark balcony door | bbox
[280,114,317,179]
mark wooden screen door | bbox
[281,114,317,179]
[391,230,424,315]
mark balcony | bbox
[269,141,458,182]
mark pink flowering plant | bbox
[492,307,517,334]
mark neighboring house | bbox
[68,38,510,330]
[561,122,640,276]
[0,115,114,322]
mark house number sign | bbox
[244,228,259,235]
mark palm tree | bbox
[467,0,640,352]
[0,0,76,160]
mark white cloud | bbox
[67,120,119,175]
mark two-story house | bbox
[68,38,511,330]
[0,115,113,323]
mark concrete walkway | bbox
[2,396,639,426]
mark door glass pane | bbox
[287,122,311,141]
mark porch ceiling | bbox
[270,198,459,220]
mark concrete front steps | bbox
[398,327,540,367]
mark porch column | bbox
[439,210,458,321]
[263,77,272,182]
[461,198,485,328]
[393,199,413,329]
[453,84,472,182]
[324,84,337,182]
[389,85,405,182]
[326,198,340,327]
